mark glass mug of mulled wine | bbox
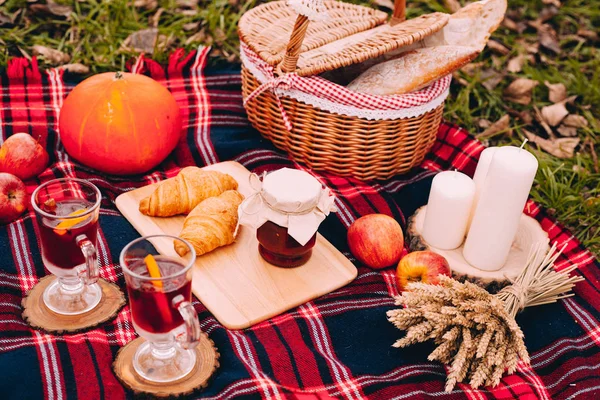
[32,178,102,315]
[120,235,202,383]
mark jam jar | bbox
[238,168,336,268]
[257,221,317,268]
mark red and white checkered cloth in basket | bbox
[241,43,451,130]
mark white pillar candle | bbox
[472,147,498,209]
[463,146,538,271]
[468,147,498,227]
[422,171,476,250]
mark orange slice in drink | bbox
[53,208,89,235]
[144,254,173,325]
[144,254,163,288]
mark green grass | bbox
[1,0,598,255]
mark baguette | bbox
[346,46,479,95]
[345,0,507,95]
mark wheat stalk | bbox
[387,241,583,392]
[496,242,584,318]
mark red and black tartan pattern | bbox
[0,48,599,400]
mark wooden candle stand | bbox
[407,206,549,293]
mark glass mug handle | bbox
[76,234,99,285]
[173,295,201,349]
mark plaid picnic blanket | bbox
[1,47,599,400]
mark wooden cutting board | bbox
[115,161,357,330]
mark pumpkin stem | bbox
[115,71,124,80]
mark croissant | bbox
[139,167,238,217]
[174,190,244,257]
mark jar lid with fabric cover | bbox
[238,168,336,246]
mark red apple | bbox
[0,173,27,225]
[396,251,451,291]
[347,214,404,269]
[0,133,49,180]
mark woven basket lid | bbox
[238,0,449,77]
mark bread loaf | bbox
[346,46,478,95]
[345,0,507,95]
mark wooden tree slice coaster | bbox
[407,206,549,293]
[22,276,126,334]
[113,333,220,398]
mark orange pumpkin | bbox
[59,72,182,175]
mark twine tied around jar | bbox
[240,172,321,216]
[237,170,337,246]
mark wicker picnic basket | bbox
[239,0,451,180]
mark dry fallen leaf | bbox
[176,0,199,8]
[563,95,578,105]
[133,0,158,10]
[507,54,526,73]
[157,34,175,51]
[572,165,589,175]
[185,29,207,46]
[503,78,539,105]
[30,0,72,17]
[48,0,73,17]
[542,0,561,8]
[557,125,577,137]
[491,55,504,70]
[478,115,511,139]
[516,38,539,55]
[123,28,158,53]
[539,6,559,22]
[538,25,561,54]
[32,45,71,65]
[544,81,567,103]
[460,62,485,76]
[502,18,527,34]
[481,69,504,91]
[524,130,580,158]
[150,8,164,28]
[478,119,491,129]
[525,42,539,54]
[58,63,90,74]
[179,9,197,16]
[562,114,589,129]
[0,12,13,28]
[541,102,568,127]
[519,110,534,125]
[488,40,510,55]
[183,22,200,32]
[577,29,599,42]
[372,0,395,10]
[533,105,554,137]
[506,107,534,125]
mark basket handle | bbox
[391,0,406,24]
[279,0,407,74]
[279,14,310,75]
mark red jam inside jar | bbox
[256,221,317,268]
